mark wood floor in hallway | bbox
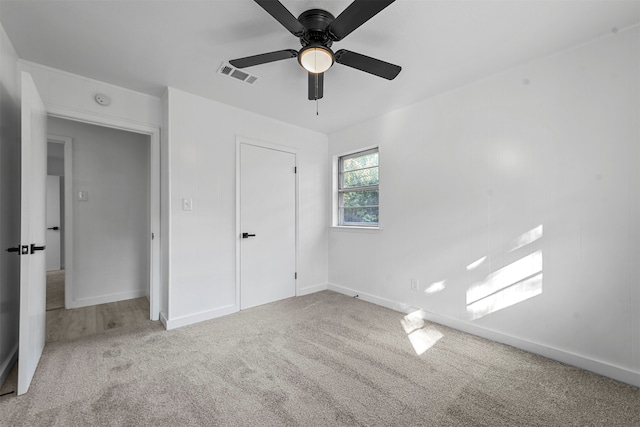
[46,297,150,343]
[45,270,151,342]
[0,295,151,399]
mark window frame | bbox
[337,147,380,227]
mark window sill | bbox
[330,225,382,233]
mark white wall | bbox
[48,117,150,307]
[20,61,161,129]
[163,88,328,328]
[328,28,640,387]
[47,142,64,176]
[0,23,21,387]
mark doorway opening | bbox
[45,138,68,316]
[44,117,156,342]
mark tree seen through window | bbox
[339,149,379,226]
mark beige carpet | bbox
[1,291,638,426]
[46,270,64,311]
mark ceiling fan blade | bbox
[327,0,395,41]
[254,0,306,37]
[308,72,324,100]
[229,49,298,69]
[334,49,401,80]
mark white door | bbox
[240,143,296,310]
[18,72,47,395]
[45,175,61,271]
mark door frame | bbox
[46,106,161,321]
[235,136,299,310]
[47,135,72,307]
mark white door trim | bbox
[46,106,161,321]
[235,136,299,310]
[46,135,73,308]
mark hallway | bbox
[0,281,150,400]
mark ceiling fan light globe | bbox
[299,47,334,73]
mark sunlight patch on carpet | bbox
[401,310,443,355]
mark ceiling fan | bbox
[229,0,401,101]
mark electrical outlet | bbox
[411,279,419,291]
[182,198,193,211]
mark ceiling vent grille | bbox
[218,63,260,85]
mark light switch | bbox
[78,190,89,201]
[182,198,193,211]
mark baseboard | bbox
[327,283,415,312]
[159,311,168,330]
[0,344,18,389]
[68,289,147,309]
[416,309,640,388]
[164,304,238,330]
[297,282,328,296]
[328,283,640,388]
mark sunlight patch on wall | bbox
[509,224,543,252]
[401,311,443,355]
[466,256,487,271]
[466,250,543,320]
[467,273,543,320]
[467,250,542,303]
[424,280,446,295]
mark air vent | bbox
[217,63,260,85]
[231,69,249,81]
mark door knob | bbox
[30,244,45,254]
[242,233,256,239]
[47,226,59,231]
[6,245,29,255]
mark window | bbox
[338,148,379,227]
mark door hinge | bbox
[295,272,297,280]
[294,166,297,173]
[152,232,155,240]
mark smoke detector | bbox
[94,93,111,106]
[217,63,260,85]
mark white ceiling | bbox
[1,0,638,134]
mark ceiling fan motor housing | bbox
[298,9,335,48]
[297,9,336,73]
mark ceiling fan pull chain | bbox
[315,74,319,115]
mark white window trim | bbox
[332,146,380,229]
